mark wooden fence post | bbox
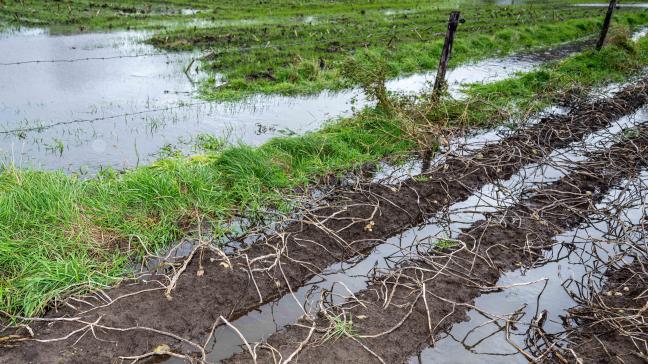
[432,11,461,96]
[596,0,618,50]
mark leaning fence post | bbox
[432,11,461,96]
[596,0,618,50]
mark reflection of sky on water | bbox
[0,28,570,173]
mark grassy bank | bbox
[1,34,647,318]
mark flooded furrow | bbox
[410,171,648,363]
[196,107,648,363]
[0,28,587,173]
[223,122,648,363]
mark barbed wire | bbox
[0,52,176,66]
[0,100,211,135]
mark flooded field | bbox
[191,105,648,364]
[4,75,648,363]
[2,1,648,363]
[0,28,570,173]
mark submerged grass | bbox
[180,11,648,100]
[1,32,647,318]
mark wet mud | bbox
[548,261,648,364]
[411,167,647,363]
[225,122,648,364]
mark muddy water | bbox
[182,108,648,363]
[0,28,570,174]
[410,170,648,363]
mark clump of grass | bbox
[322,313,358,343]
[342,50,392,111]
[427,238,459,255]
[435,240,458,250]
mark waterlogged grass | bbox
[0,0,462,30]
[175,11,648,100]
[0,0,621,31]
[3,0,648,102]
[1,36,647,318]
[3,0,648,103]
[150,7,648,100]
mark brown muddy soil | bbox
[224,124,648,363]
[551,260,648,364]
[1,79,648,363]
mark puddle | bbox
[410,170,648,363]
[478,0,540,5]
[632,26,648,42]
[387,51,552,99]
[166,109,648,363]
[573,3,648,8]
[0,28,587,174]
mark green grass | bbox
[322,313,359,343]
[435,240,458,250]
[2,0,648,101]
[0,0,621,31]
[166,10,648,100]
[1,31,647,319]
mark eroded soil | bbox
[224,121,648,363]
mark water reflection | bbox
[0,28,575,173]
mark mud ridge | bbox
[224,123,648,363]
[2,79,648,363]
[546,260,648,363]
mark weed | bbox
[322,313,358,343]
[617,126,642,142]
[44,139,65,156]
[342,50,392,111]
[193,134,225,152]
[435,240,458,250]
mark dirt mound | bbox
[546,261,648,364]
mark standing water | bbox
[0,28,571,174]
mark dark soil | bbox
[224,122,648,363]
[552,260,648,364]
[2,79,648,363]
